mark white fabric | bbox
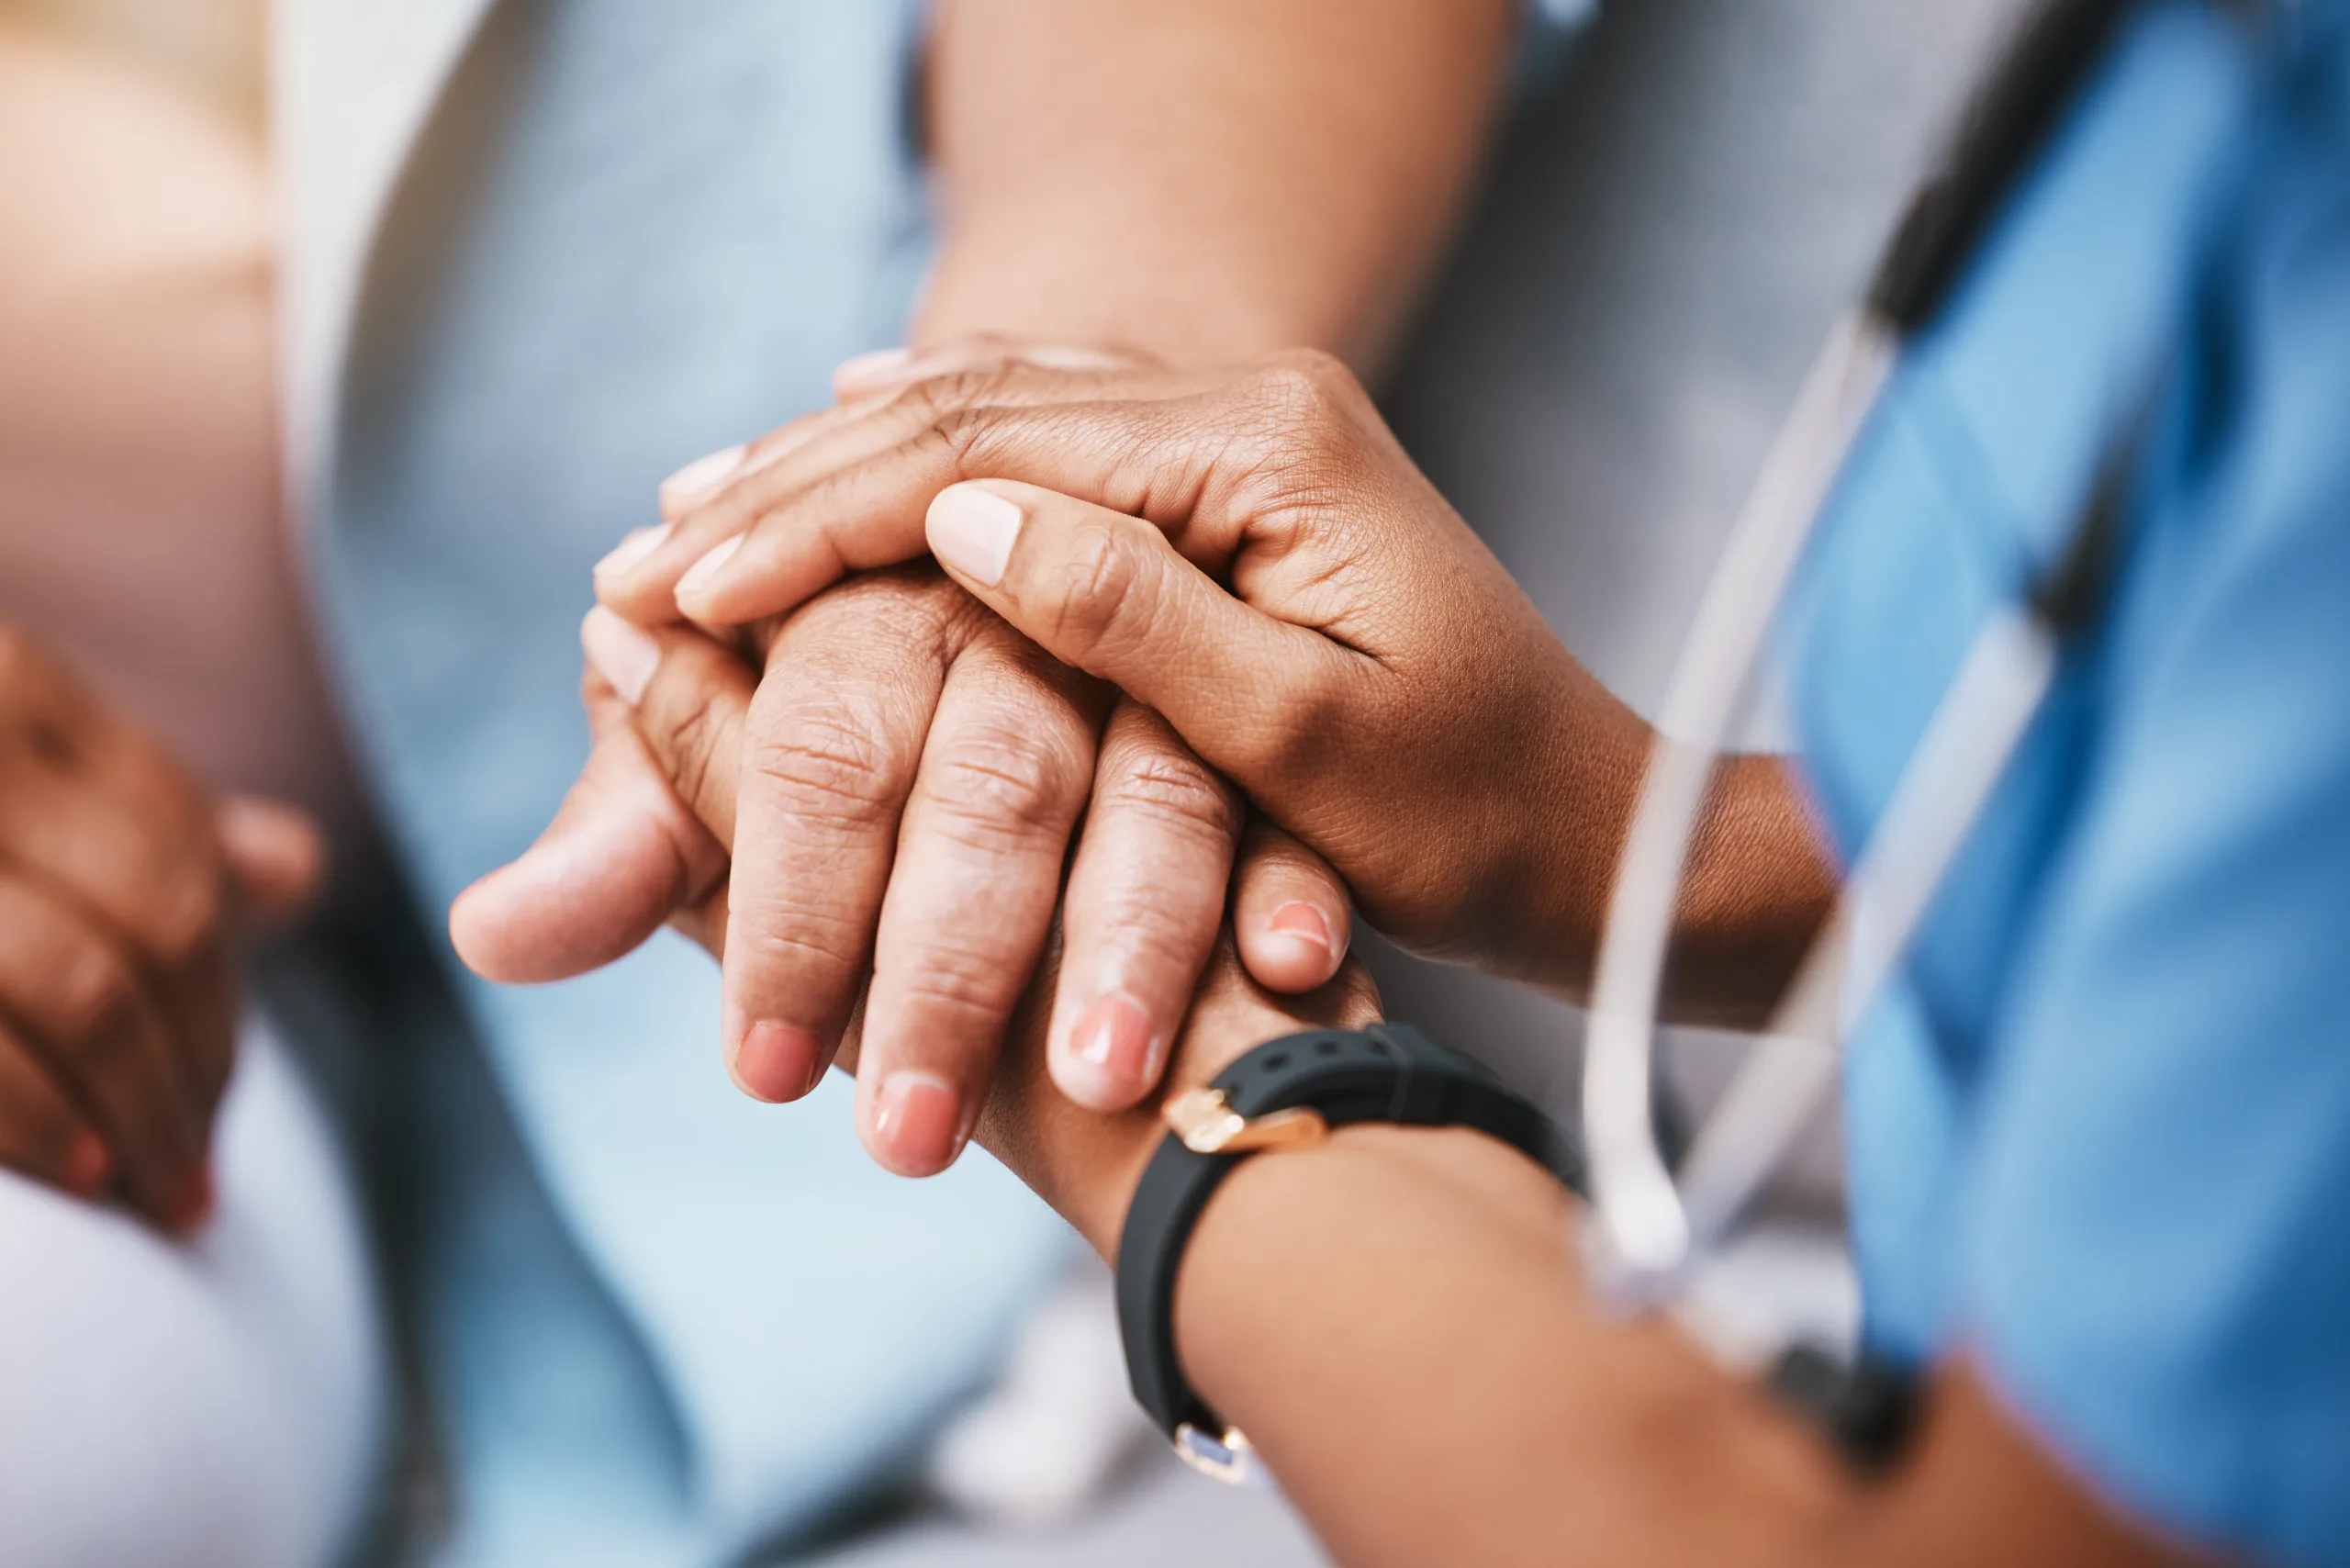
[0,1018,388,1568]
[269,0,490,495]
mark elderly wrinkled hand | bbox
[597,347,1683,997]
[453,343,1356,1180]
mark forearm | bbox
[1174,1123,1846,1568]
[1166,1123,2192,1568]
[1515,708,1837,1031]
[915,0,1522,373]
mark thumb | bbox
[450,672,729,984]
[923,479,1347,788]
[217,796,327,927]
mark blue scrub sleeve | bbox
[1953,50,2350,1564]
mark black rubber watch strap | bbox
[1114,1024,1583,1456]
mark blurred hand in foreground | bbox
[0,624,322,1229]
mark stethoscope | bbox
[1576,0,2260,1326]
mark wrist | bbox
[1516,700,1836,1027]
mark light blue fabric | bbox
[1785,2,2350,1562]
[310,2,1071,1562]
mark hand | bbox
[456,555,1357,1177]
[0,625,323,1228]
[594,348,1650,991]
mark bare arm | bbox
[1177,1123,2202,1568]
[916,0,1524,372]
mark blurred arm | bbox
[916,0,1523,373]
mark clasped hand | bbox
[458,344,1655,1205]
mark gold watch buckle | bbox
[1162,1088,1328,1155]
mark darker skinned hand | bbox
[0,624,322,1230]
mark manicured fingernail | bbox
[1266,901,1334,958]
[661,443,746,511]
[594,525,668,582]
[674,536,743,608]
[926,484,1023,587]
[834,346,915,388]
[580,606,662,705]
[169,1163,216,1234]
[63,1131,111,1199]
[732,1020,823,1103]
[873,1070,963,1174]
[1069,992,1159,1092]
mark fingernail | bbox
[834,346,915,387]
[1070,991,1159,1090]
[732,1020,822,1103]
[873,1070,963,1174]
[63,1131,111,1199]
[1024,345,1131,372]
[661,443,747,511]
[1266,901,1334,958]
[594,525,668,582]
[674,536,744,608]
[926,484,1023,588]
[580,606,662,705]
[169,1163,216,1234]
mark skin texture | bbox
[594,350,1840,1025]
[610,363,2215,1568]
[458,0,1527,1175]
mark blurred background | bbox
[0,2,2020,1564]
[1,0,264,124]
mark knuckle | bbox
[145,867,226,974]
[1046,519,1155,662]
[1243,350,1356,428]
[743,699,901,830]
[1098,745,1240,846]
[48,944,141,1057]
[901,363,1019,427]
[649,692,730,809]
[727,899,868,983]
[925,726,1084,848]
[884,938,1026,1027]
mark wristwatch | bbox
[1114,1023,1584,1484]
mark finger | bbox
[0,869,207,1227]
[618,361,1213,628]
[716,575,959,1106]
[1230,818,1352,993]
[449,615,737,983]
[217,796,327,927]
[855,631,1105,1175]
[1047,701,1241,1113]
[0,1021,111,1200]
[0,663,236,1161]
[925,478,1354,790]
[833,340,1149,401]
[595,396,902,620]
[1169,936,1384,1086]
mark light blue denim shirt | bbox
[315,4,1066,1562]
[1785,3,2350,1562]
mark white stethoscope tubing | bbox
[1580,311,2065,1301]
[1581,312,1893,1287]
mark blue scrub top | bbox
[1784,2,2350,1563]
